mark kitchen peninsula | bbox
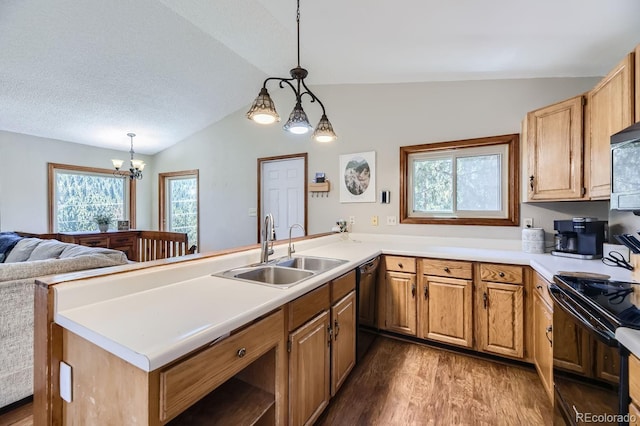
[34,233,636,425]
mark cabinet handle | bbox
[334,319,340,340]
[529,175,534,191]
[327,325,333,347]
[237,348,247,358]
[444,267,450,273]
[483,292,488,309]
[411,283,416,298]
[398,263,403,269]
[424,284,428,299]
[499,272,505,278]
[545,326,553,347]
[536,285,543,290]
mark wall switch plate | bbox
[60,361,72,403]
[523,218,533,228]
[386,216,397,226]
[349,216,355,225]
[371,216,378,226]
[248,208,257,217]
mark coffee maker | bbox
[551,217,607,259]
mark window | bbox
[48,163,136,232]
[159,170,199,251]
[400,134,519,226]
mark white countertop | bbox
[54,233,636,371]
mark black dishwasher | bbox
[356,256,380,362]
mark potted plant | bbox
[94,214,113,232]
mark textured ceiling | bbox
[1,0,639,154]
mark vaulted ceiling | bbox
[1,0,639,154]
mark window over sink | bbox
[400,134,519,226]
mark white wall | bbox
[153,77,609,252]
[0,131,153,232]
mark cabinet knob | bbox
[529,175,534,191]
[483,292,488,309]
[398,263,403,269]
[237,348,247,358]
[444,267,450,273]
[424,284,428,299]
[499,272,505,278]
[411,283,416,298]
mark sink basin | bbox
[214,255,348,289]
[275,255,347,272]
[233,265,313,285]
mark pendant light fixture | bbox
[112,133,145,180]
[246,0,337,143]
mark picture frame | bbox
[117,220,130,231]
[339,151,376,203]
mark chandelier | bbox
[246,0,337,143]
[112,133,145,180]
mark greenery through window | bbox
[400,134,519,226]
[48,163,135,232]
[160,170,199,251]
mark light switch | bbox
[60,361,72,403]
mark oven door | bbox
[549,285,629,426]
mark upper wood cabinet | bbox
[636,44,640,123]
[526,95,585,201]
[585,52,635,199]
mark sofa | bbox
[0,233,129,410]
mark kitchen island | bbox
[35,232,636,424]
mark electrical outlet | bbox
[349,216,355,225]
[371,216,378,226]
[524,218,534,228]
[386,216,397,226]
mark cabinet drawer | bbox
[108,235,136,246]
[422,259,472,280]
[288,284,330,331]
[332,270,356,303]
[630,354,640,403]
[76,236,109,247]
[534,273,553,307]
[384,256,416,273]
[159,309,283,422]
[480,263,523,285]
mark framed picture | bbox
[117,220,130,231]
[339,151,376,203]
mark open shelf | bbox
[168,377,275,425]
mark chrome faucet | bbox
[288,223,305,258]
[261,213,276,263]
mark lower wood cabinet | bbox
[383,270,417,336]
[595,340,620,384]
[476,281,524,358]
[331,291,356,396]
[419,275,473,348]
[533,289,553,402]
[553,303,591,375]
[630,353,640,425]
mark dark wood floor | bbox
[0,337,553,426]
[317,336,554,426]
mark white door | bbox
[260,157,305,240]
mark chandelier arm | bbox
[263,77,302,99]
[299,80,327,115]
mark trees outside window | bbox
[159,170,199,251]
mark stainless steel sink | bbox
[275,255,347,272]
[213,255,347,289]
[234,265,313,285]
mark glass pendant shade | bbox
[246,88,280,124]
[312,114,337,143]
[111,159,124,169]
[283,102,313,135]
[131,159,145,170]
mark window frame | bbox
[159,169,199,251]
[48,162,137,232]
[400,134,520,226]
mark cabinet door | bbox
[477,282,524,358]
[289,311,330,426]
[527,95,585,201]
[384,271,417,336]
[595,340,620,384]
[331,291,356,396]
[553,306,591,375]
[586,53,635,199]
[420,275,473,348]
[533,291,553,402]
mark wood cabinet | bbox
[595,341,620,384]
[289,311,331,426]
[585,52,635,199]
[383,256,417,336]
[630,354,640,424]
[288,270,356,425]
[533,288,553,402]
[63,230,139,260]
[526,95,585,201]
[419,272,473,348]
[553,304,591,375]
[476,264,524,359]
[636,44,640,123]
